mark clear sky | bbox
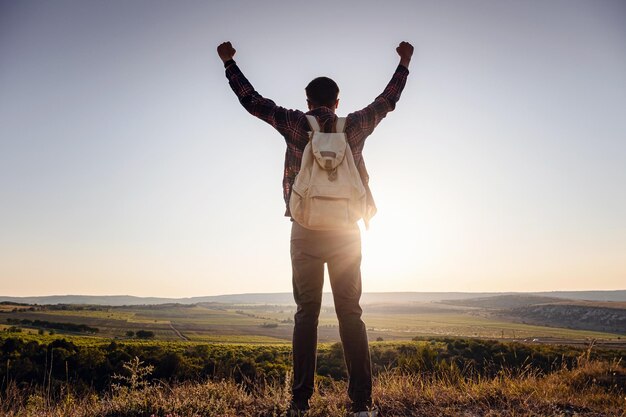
[1,0,625,297]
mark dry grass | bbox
[1,358,624,417]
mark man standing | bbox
[218,40,412,417]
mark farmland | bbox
[1,296,624,347]
[1,294,625,416]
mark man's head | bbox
[306,77,339,111]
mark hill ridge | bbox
[1,290,625,306]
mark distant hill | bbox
[499,304,626,335]
[532,290,626,302]
[439,294,568,309]
[440,294,626,335]
[0,290,625,306]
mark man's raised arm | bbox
[217,41,301,136]
[347,41,413,143]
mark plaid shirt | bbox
[224,60,409,216]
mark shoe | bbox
[352,410,378,417]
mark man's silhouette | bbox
[218,40,412,417]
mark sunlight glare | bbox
[360,184,443,289]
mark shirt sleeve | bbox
[346,64,410,140]
[225,62,303,137]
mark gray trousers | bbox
[290,221,372,411]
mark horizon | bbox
[2,288,626,300]
[1,0,625,297]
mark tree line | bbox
[1,336,624,396]
[5,319,99,334]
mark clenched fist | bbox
[396,41,414,68]
[217,41,236,63]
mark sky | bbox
[1,0,625,298]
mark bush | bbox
[0,336,624,398]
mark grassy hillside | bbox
[439,294,567,309]
[2,350,624,416]
[501,304,626,334]
[2,298,624,415]
[439,294,626,335]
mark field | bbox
[1,298,623,348]
[2,296,626,416]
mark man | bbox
[217,40,412,417]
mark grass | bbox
[1,332,625,416]
[1,357,624,416]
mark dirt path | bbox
[169,322,189,341]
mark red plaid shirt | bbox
[224,61,409,216]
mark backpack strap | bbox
[306,116,346,133]
[334,117,346,133]
[306,115,320,132]
[357,158,377,230]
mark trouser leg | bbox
[290,222,324,408]
[327,227,372,411]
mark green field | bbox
[2,308,625,417]
[1,300,622,346]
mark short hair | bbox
[305,77,339,108]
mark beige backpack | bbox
[289,116,372,230]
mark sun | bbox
[359,191,439,290]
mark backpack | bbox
[289,115,375,230]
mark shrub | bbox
[135,330,154,339]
